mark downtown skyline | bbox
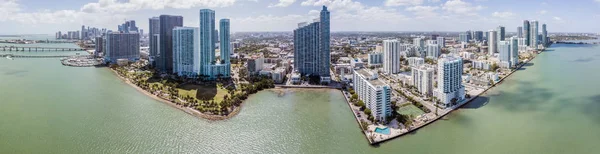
[0,0,599,34]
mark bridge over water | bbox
[0,46,85,52]
[0,54,76,58]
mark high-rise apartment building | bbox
[517,26,523,38]
[497,26,506,41]
[412,66,434,97]
[498,41,511,68]
[509,37,519,67]
[459,33,469,43]
[383,40,401,74]
[149,17,160,66]
[199,9,216,77]
[172,27,200,77]
[220,19,231,64]
[530,20,539,48]
[104,32,140,63]
[353,69,392,122]
[437,37,445,47]
[488,30,497,55]
[158,15,183,73]
[293,6,331,80]
[413,37,425,49]
[474,31,484,42]
[523,20,530,46]
[542,24,548,47]
[426,44,440,59]
[435,56,465,107]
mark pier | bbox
[0,46,85,52]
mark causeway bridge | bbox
[0,46,85,52]
[1,54,75,58]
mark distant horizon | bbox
[0,0,599,34]
[0,31,597,37]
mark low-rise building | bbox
[368,52,383,67]
[407,57,425,67]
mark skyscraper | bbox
[436,37,445,47]
[474,31,484,42]
[158,15,183,73]
[488,30,497,55]
[199,9,216,77]
[293,6,331,80]
[523,20,530,46]
[383,40,401,74]
[497,26,506,42]
[104,32,140,64]
[435,56,465,107]
[149,17,160,66]
[459,33,469,43]
[220,19,231,64]
[542,24,548,47]
[530,20,539,48]
[509,37,519,67]
[498,41,511,68]
[517,27,523,38]
[172,27,200,77]
[81,25,86,40]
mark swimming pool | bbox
[374,127,391,135]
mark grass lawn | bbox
[178,83,228,103]
[397,104,426,117]
[147,82,228,104]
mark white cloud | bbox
[384,0,423,6]
[553,16,562,21]
[405,5,439,19]
[441,0,485,16]
[81,0,237,13]
[492,11,515,19]
[538,10,547,15]
[268,0,297,8]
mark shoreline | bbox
[109,68,242,121]
[357,48,548,145]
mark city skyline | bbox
[1,0,599,34]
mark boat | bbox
[6,56,13,60]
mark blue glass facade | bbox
[293,6,330,77]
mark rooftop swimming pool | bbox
[374,127,390,135]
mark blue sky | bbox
[0,0,599,34]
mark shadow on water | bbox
[461,96,490,109]
[517,62,534,71]
[2,70,28,77]
[582,95,600,122]
[486,81,556,113]
[572,57,595,63]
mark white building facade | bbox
[383,40,401,74]
[435,56,465,107]
[412,66,434,97]
[172,27,200,77]
[353,69,392,122]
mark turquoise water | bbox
[374,127,391,135]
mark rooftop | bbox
[369,79,387,87]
